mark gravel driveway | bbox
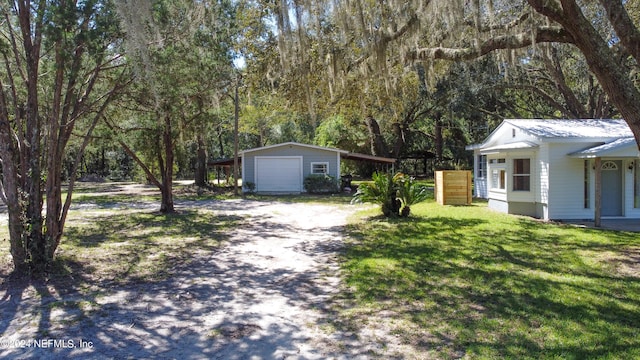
[0,199,381,359]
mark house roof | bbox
[505,119,631,139]
[241,142,349,155]
[466,119,634,152]
[569,137,639,158]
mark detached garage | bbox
[242,142,347,194]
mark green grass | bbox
[55,209,240,284]
[342,200,640,359]
[0,206,240,285]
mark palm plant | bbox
[395,173,430,217]
[352,172,429,217]
[351,172,401,217]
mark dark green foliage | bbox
[395,173,430,217]
[243,181,256,193]
[352,172,428,217]
[303,174,339,194]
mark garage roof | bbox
[241,142,348,155]
[208,142,396,167]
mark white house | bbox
[466,119,640,220]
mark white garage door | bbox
[255,157,303,192]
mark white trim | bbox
[480,141,538,154]
[310,162,329,175]
[241,153,246,191]
[512,158,531,192]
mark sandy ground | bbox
[0,198,390,359]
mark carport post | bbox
[594,157,602,227]
[233,76,240,196]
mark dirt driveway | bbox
[0,199,386,359]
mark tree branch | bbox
[347,14,419,72]
[105,116,164,190]
[527,0,565,25]
[407,26,574,62]
[495,84,574,118]
[599,0,640,63]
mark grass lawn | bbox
[51,209,240,285]
[0,183,241,284]
[341,199,640,359]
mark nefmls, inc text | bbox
[1,338,94,349]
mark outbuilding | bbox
[467,119,640,221]
[241,142,347,193]
[208,142,397,194]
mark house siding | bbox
[546,143,601,220]
[538,143,550,219]
[242,143,341,191]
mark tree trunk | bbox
[20,0,45,272]
[194,132,208,187]
[434,112,444,164]
[160,111,175,213]
[365,115,389,157]
[0,107,27,271]
[391,122,405,158]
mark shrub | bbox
[243,181,256,193]
[303,174,339,193]
[395,173,430,217]
[352,172,429,217]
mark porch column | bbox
[594,157,602,227]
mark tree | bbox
[114,0,237,211]
[306,0,640,147]
[0,1,127,273]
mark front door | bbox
[601,160,623,216]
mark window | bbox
[477,155,487,179]
[602,161,618,171]
[491,169,506,190]
[584,160,590,209]
[311,162,328,175]
[512,158,530,191]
